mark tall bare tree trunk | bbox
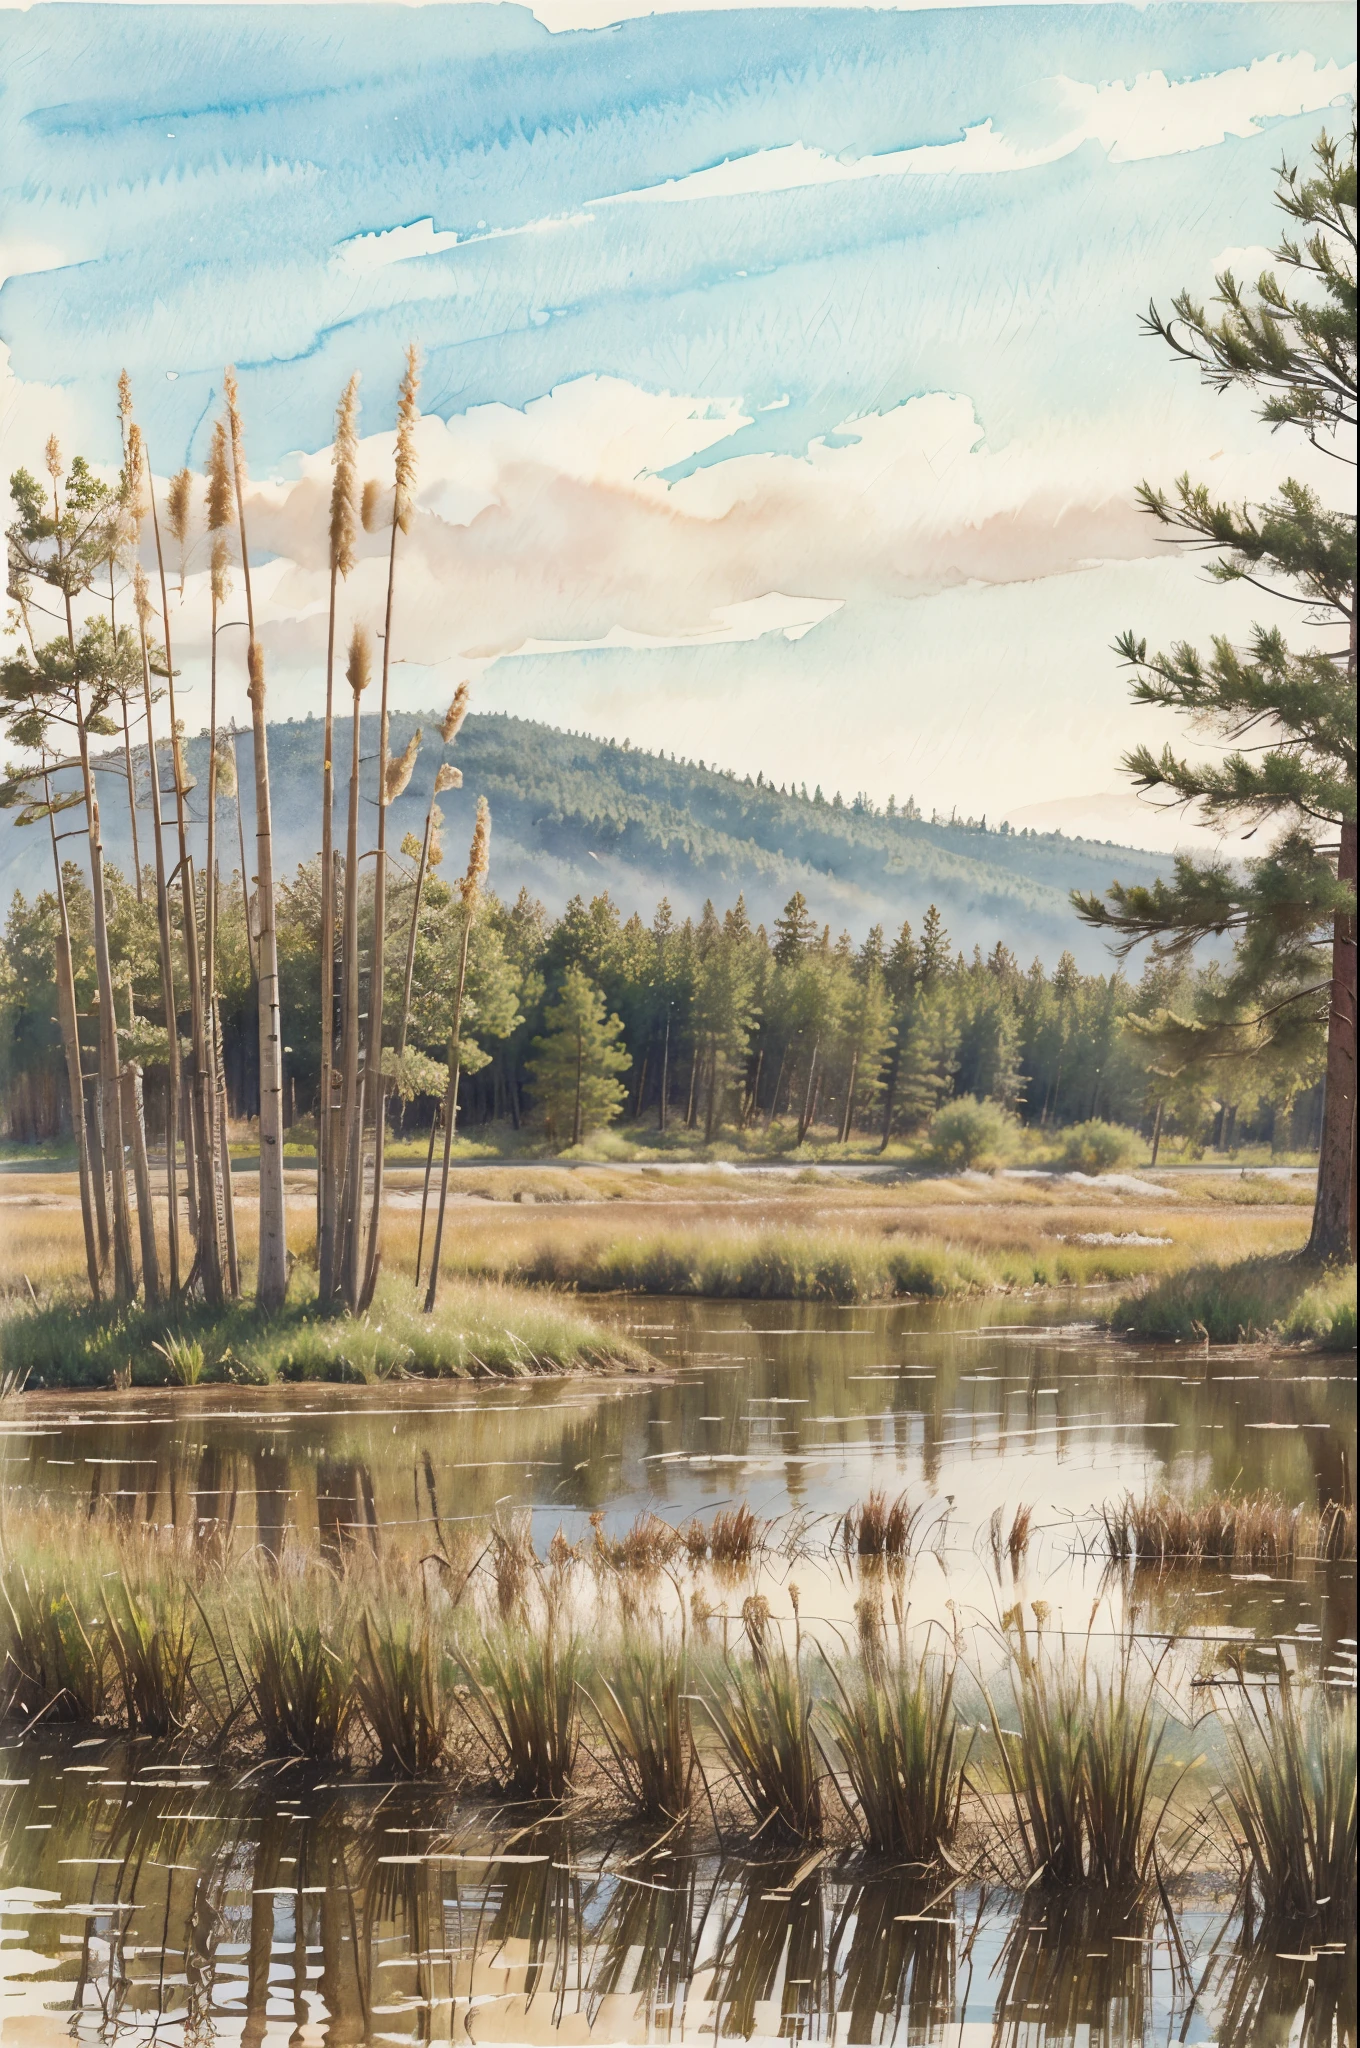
[336,633,371,1312]
[357,519,402,1315]
[225,370,289,1312]
[423,915,472,1316]
[46,779,101,1301]
[1308,808,1357,1263]
[147,467,222,1303]
[317,561,341,1304]
[134,578,182,1297]
[122,1064,160,1305]
[110,561,143,901]
[64,599,135,1299]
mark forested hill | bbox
[1,712,1169,967]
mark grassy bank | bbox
[1114,1255,1357,1351]
[0,1275,652,1392]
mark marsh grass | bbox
[822,1612,968,1861]
[463,1608,583,1800]
[0,1273,649,1390]
[839,1490,924,1559]
[104,1574,198,1736]
[703,1601,823,1840]
[1117,1255,1356,1349]
[591,1626,694,1822]
[356,1607,458,1776]
[1223,1656,1357,1932]
[1105,1490,1355,1568]
[1,1553,108,1723]
[983,1617,1175,1890]
[236,1574,353,1759]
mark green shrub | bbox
[928,1096,1018,1170]
[1058,1121,1139,1174]
[1118,1256,1357,1349]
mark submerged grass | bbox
[1115,1255,1356,1350]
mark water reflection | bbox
[1,1738,1348,2045]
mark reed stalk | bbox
[822,1611,968,1860]
[223,368,288,1309]
[318,375,360,1307]
[424,798,490,1313]
[360,345,421,1313]
[591,1625,695,1822]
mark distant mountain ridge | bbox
[0,712,1169,968]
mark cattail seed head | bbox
[122,425,148,540]
[210,534,232,608]
[205,419,234,534]
[44,435,61,481]
[440,681,470,746]
[394,342,421,534]
[384,727,421,805]
[330,373,361,578]
[133,562,155,629]
[346,623,372,696]
[223,367,246,489]
[118,369,133,430]
[434,762,461,796]
[247,639,265,709]
[361,477,384,534]
[166,468,193,547]
[460,795,490,905]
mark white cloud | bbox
[332,218,463,274]
[592,53,1355,204]
[505,590,843,657]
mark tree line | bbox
[1,859,1325,1166]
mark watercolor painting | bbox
[0,3,1354,2037]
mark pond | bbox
[0,1295,1354,2043]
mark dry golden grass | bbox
[0,1167,1308,1303]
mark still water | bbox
[1,1296,1355,2044]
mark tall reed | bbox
[1223,1655,1357,1931]
[591,1626,694,1822]
[703,1596,822,1839]
[237,1576,353,1760]
[356,1607,457,1776]
[822,1612,968,1860]
[104,1574,198,1736]
[462,1608,582,1800]
[1,1555,108,1723]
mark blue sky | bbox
[1,2,1354,841]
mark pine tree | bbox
[527,966,629,1147]
[772,890,818,966]
[1075,123,1356,1260]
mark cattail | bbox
[440,682,470,746]
[210,535,232,608]
[117,370,134,445]
[213,738,236,800]
[361,478,384,534]
[460,796,490,905]
[384,727,421,804]
[223,367,246,491]
[394,342,421,534]
[44,435,61,480]
[205,419,234,535]
[434,762,462,796]
[427,820,444,867]
[247,639,265,710]
[123,424,148,541]
[330,374,361,577]
[346,624,372,696]
[166,469,192,545]
[133,561,155,629]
